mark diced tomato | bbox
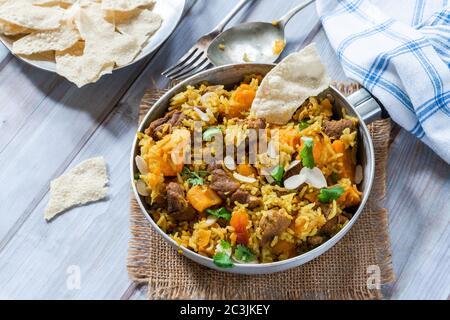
[230,208,250,245]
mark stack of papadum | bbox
[0,0,162,87]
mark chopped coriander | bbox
[182,166,205,186]
[187,175,203,186]
[234,245,256,263]
[318,185,345,203]
[197,170,208,177]
[298,120,310,131]
[300,137,315,169]
[206,207,231,221]
[270,165,284,185]
[134,173,140,180]
[213,252,234,268]
[181,166,190,175]
[329,172,339,184]
[203,127,222,141]
[219,239,231,250]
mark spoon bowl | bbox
[207,22,285,66]
[207,0,315,66]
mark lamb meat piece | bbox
[145,116,167,136]
[307,235,325,246]
[247,118,266,129]
[207,159,222,172]
[166,182,196,221]
[259,209,291,246]
[209,169,240,198]
[169,111,185,126]
[234,118,266,130]
[230,189,262,209]
[320,215,349,236]
[151,124,169,141]
[145,111,187,140]
[323,119,355,139]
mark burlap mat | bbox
[127,83,394,300]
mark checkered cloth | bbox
[317,0,450,163]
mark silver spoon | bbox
[207,0,316,66]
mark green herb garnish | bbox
[206,207,231,221]
[298,120,310,131]
[213,252,234,268]
[329,172,339,184]
[300,137,315,169]
[234,245,256,263]
[197,170,208,176]
[270,165,284,185]
[203,127,222,141]
[134,173,140,180]
[182,166,205,186]
[318,185,345,203]
[219,239,231,250]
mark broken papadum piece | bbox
[101,0,155,12]
[12,23,80,55]
[0,0,63,30]
[55,41,114,87]
[0,0,162,87]
[116,9,162,46]
[0,19,33,36]
[251,43,331,124]
[44,157,109,221]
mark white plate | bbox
[0,0,186,72]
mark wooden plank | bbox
[1,0,447,300]
[0,60,147,249]
[0,44,10,67]
[0,0,292,299]
[0,0,198,247]
[0,60,61,154]
[382,129,450,300]
[0,98,139,298]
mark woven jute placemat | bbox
[128,83,394,300]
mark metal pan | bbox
[130,63,381,274]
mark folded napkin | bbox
[316,0,450,163]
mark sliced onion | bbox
[224,155,236,170]
[200,92,216,105]
[135,155,148,174]
[355,165,363,184]
[136,180,149,196]
[206,85,224,92]
[267,141,277,159]
[193,106,210,122]
[284,174,307,190]
[233,172,257,184]
[205,107,215,120]
[285,159,301,172]
[284,167,328,190]
[301,167,327,189]
[205,215,218,227]
[261,168,275,183]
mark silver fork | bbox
[162,0,252,81]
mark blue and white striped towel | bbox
[316,0,450,163]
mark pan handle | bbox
[347,88,383,123]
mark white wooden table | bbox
[0,0,448,300]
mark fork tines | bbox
[162,47,212,80]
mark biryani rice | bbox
[136,75,362,265]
